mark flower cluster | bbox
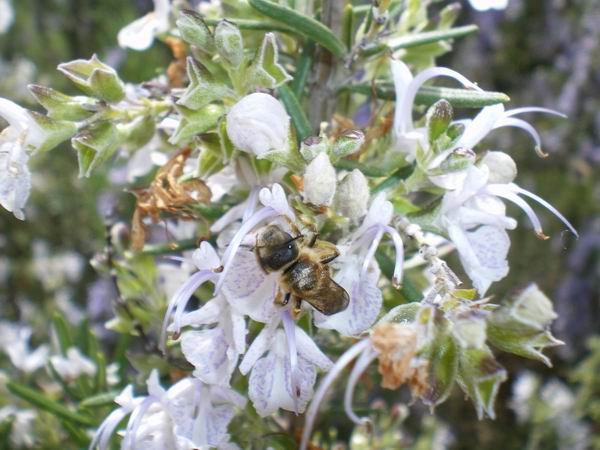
[0,0,578,449]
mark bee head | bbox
[255,224,301,272]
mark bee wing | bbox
[304,278,349,316]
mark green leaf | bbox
[334,159,392,177]
[52,312,73,355]
[169,104,224,145]
[58,55,125,103]
[487,284,563,367]
[290,41,315,100]
[372,165,414,194]
[80,391,119,409]
[177,58,233,110]
[214,20,244,67]
[361,25,479,57]
[204,18,296,34]
[72,121,120,178]
[248,0,347,58]
[457,346,507,419]
[28,85,96,121]
[6,381,95,426]
[27,111,77,154]
[177,9,215,53]
[341,83,510,108]
[417,306,458,407]
[247,33,293,90]
[277,84,312,141]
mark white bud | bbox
[226,93,290,157]
[303,152,336,206]
[335,169,369,220]
[482,151,517,184]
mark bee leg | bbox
[292,295,303,319]
[274,290,291,307]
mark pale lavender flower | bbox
[315,193,403,336]
[160,241,222,351]
[439,163,577,294]
[118,0,171,51]
[239,310,332,417]
[174,295,246,386]
[49,347,96,380]
[90,370,245,450]
[391,59,480,160]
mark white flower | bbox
[0,98,48,149]
[0,140,30,220]
[50,347,96,380]
[90,371,246,450]
[481,151,517,184]
[391,59,479,161]
[160,241,223,350]
[0,0,14,34]
[239,310,332,417]
[0,406,36,448]
[175,295,246,386]
[226,93,290,156]
[118,0,171,51]
[0,97,60,219]
[439,164,577,294]
[470,0,509,11]
[126,135,168,182]
[335,169,370,220]
[303,152,336,206]
[221,247,279,323]
[430,104,566,170]
[0,322,48,372]
[315,193,402,336]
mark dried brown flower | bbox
[371,323,429,397]
[130,148,211,250]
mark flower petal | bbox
[192,241,221,271]
[296,327,333,371]
[118,14,159,51]
[239,319,279,375]
[248,351,316,417]
[221,249,279,322]
[450,224,510,295]
[181,329,237,385]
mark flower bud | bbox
[57,55,125,103]
[335,169,369,220]
[299,136,328,162]
[303,152,336,206]
[331,129,364,159]
[482,151,517,184]
[214,20,244,68]
[176,9,215,53]
[226,93,289,156]
[426,99,453,142]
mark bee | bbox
[255,224,349,316]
